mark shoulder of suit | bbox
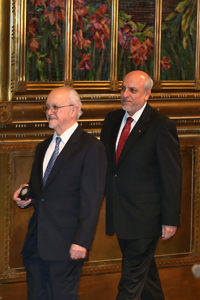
[105,109,124,120]
[81,128,103,145]
[148,104,173,124]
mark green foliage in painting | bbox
[161,0,197,80]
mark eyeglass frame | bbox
[42,104,74,114]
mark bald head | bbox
[123,71,153,92]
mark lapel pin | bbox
[138,130,141,133]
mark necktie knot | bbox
[126,117,133,125]
[55,136,61,146]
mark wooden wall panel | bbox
[1,129,200,300]
[10,152,35,269]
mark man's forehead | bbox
[122,83,137,89]
[122,77,144,88]
[46,92,68,103]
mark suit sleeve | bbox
[72,140,107,249]
[156,119,182,226]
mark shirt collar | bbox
[52,122,78,145]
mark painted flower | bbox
[28,37,40,51]
[88,10,110,51]
[161,56,171,71]
[100,4,107,15]
[74,0,84,9]
[27,18,39,37]
[73,8,88,30]
[73,30,91,49]
[78,53,92,70]
[31,0,46,7]
[129,37,153,67]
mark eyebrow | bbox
[122,85,137,89]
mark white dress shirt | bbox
[43,122,78,176]
[116,102,147,149]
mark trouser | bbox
[116,237,165,300]
[22,233,83,300]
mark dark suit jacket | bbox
[22,125,106,261]
[100,103,182,239]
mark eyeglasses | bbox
[42,104,74,114]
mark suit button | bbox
[114,174,117,177]
[41,199,44,202]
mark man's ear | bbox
[71,105,79,118]
[145,89,151,100]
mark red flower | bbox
[161,57,171,71]
[78,53,92,70]
[32,0,46,7]
[129,37,152,67]
[50,2,56,11]
[100,4,107,15]
[118,28,127,48]
[73,30,91,49]
[45,58,52,64]
[28,37,40,51]
[73,8,88,30]
[74,0,84,9]
[27,17,39,37]
[88,10,110,51]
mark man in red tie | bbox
[101,70,182,300]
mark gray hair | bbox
[143,74,154,92]
[65,86,83,120]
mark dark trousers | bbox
[22,233,83,300]
[117,237,165,300]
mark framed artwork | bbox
[9,0,200,97]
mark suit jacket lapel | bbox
[36,137,52,192]
[116,103,151,167]
[43,125,83,190]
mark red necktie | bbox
[116,117,133,164]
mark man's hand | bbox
[162,225,177,240]
[69,244,87,260]
[13,184,32,208]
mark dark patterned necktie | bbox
[116,117,133,164]
[43,137,61,187]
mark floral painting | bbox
[161,0,197,80]
[25,0,197,83]
[117,0,155,81]
[73,0,111,81]
[26,0,66,81]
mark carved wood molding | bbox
[0,102,12,124]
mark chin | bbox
[48,122,56,129]
[122,105,131,112]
